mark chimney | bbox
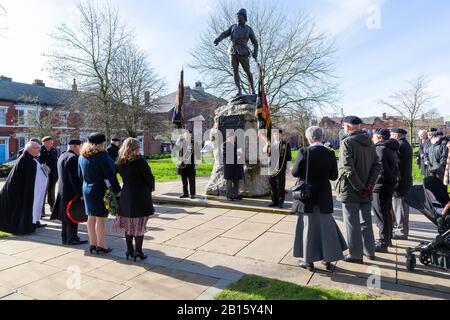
[144,91,150,106]
[382,113,387,120]
[194,81,204,92]
[0,76,12,82]
[33,79,45,87]
[72,79,78,93]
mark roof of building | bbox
[153,86,227,114]
[0,77,73,107]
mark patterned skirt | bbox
[112,216,149,237]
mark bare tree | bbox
[46,0,132,141]
[110,45,166,138]
[0,4,7,37]
[189,0,339,114]
[379,76,435,143]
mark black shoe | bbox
[365,255,376,261]
[278,204,284,209]
[298,261,315,272]
[89,245,96,254]
[96,247,113,255]
[179,195,189,199]
[134,251,148,262]
[234,196,243,201]
[322,262,333,271]
[392,234,408,240]
[190,195,196,199]
[344,255,364,264]
[68,239,88,246]
[36,222,47,229]
[227,198,235,202]
[375,242,389,253]
[269,203,278,208]
[126,250,134,261]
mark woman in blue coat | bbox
[79,133,121,255]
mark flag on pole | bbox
[172,69,185,129]
[256,63,272,143]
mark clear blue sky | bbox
[1,0,449,116]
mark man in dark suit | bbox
[38,136,59,212]
[390,128,413,240]
[107,138,121,162]
[176,131,197,199]
[51,139,87,245]
[268,129,292,208]
[223,133,244,201]
[371,129,400,252]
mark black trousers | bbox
[372,188,394,246]
[226,179,240,199]
[62,219,79,244]
[47,178,57,208]
[181,174,196,196]
[269,173,287,205]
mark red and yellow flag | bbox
[256,64,272,142]
[172,69,185,129]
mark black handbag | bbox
[291,148,312,202]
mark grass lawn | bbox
[0,232,11,239]
[214,275,386,300]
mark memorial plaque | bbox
[218,115,245,139]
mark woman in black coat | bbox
[292,126,347,272]
[112,138,155,261]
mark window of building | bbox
[15,106,40,127]
[16,134,28,151]
[16,109,25,126]
[60,112,69,128]
[0,107,7,126]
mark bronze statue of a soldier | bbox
[214,8,259,98]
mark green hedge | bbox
[144,153,173,160]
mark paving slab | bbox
[0,262,61,289]
[199,237,251,256]
[221,221,273,241]
[19,270,95,300]
[87,260,150,285]
[200,216,245,231]
[0,253,29,271]
[145,226,186,244]
[236,232,294,263]
[223,209,258,219]
[141,242,196,261]
[44,250,118,274]
[112,288,167,300]
[0,239,46,255]
[14,245,77,263]
[57,278,130,300]
[164,227,224,250]
[269,221,297,235]
[248,213,285,224]
[163,217,208,230]
[124,267,218,300]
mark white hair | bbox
[305,126,324,142]
[25,141,40,151]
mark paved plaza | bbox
[0,178,449,300]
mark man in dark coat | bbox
[336,116,381,264]
[428,131,449,182]
[424,128,438,177]
[371,129,400,252]
[0,142,46,235]
[268,129,292,208]
[51,140,88,245]
[107,138,121,163]
[38,136,59,211]
[390,128,413,240]
[416,130,429,177]
[175,131,197,199]
[223,133,244,201]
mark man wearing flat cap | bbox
[107,138,121,163]
[51,139,87,245]
[336,116,380,263]
[390,128,413,240]
[371,129,400,252]
[38,136,59,214]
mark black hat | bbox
[111,138,121,142]
[342,116,363,125]
[428,128,438,133]
[275,129,283,134]
[88,133,106,144]
[374,128,391,140]
[432,130,444,137]
[68,139,82,146]
[391,128,408,135]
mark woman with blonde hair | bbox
[112,138,155,261]
[79,133,121,255]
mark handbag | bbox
[290,148,312,202]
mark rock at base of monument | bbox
[230,94,257,105]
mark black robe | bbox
[0,152,38,235]
[222,141,244,181]
[51,150,83,222]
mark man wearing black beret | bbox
[371,129,400,252]
[390,128,413,240]
[336,116,381,263]
[51,139,87,245]
[107,138,122,163]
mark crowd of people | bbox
[0,133,155,262]
[0,118,449,270]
